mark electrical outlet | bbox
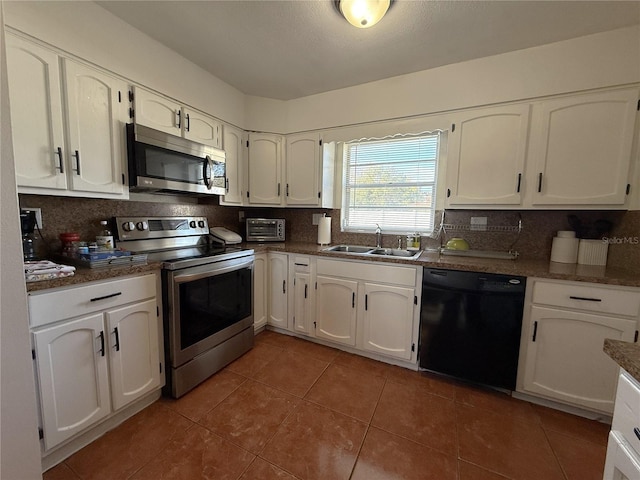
[470,216,487,231]
[21,207,43,229]
[312,213,323,225]
[238,211,245,222]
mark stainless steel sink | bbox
[323,245,422,260]
[369,248,422,259]
[324,245,375,254]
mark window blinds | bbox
[342,133,440,233]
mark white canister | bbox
[550,231,579,263]
[577,239,609,266]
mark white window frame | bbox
[340,132,441,235]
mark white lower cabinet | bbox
[253,253,268,331]
[289,256,315,336]
[267,252,288,329]
[517,279,640,414]
[315,258,421,362]
[29,273,162,451]
[33,313,111,451]
[316,275,358,346]
[362,283,415,360]
[105,299,160,411]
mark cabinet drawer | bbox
[531,280,640,317]
[612,371,640,458]
[29,274,157,328]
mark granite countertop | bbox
[604,339,640,383]
[260,242,640,288]
[25,261,162,293]
[25,241,639,292]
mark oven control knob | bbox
[189,220,197,228]
[122,221,135,232]
[197,220,205,228]
[136,221,148,231]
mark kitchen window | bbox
[341,132,440,234]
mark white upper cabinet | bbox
[6,34,128,198]
[132,86,182,136]
[6,35,67,190]
[182,108,222,148]
[63,60,127,195]
[529,88,638,207]
[220,124,246,205]
[446,104,530,207]
[285,133,321,206]
[248,133,283,205]
[132,87,222,148]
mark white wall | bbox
[0,1,43,478]
[3,1,247,128]
[246,25,640,134]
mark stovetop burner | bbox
[114,216,252,270]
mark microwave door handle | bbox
[203,155,213,189]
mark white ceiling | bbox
[97,0,640,101]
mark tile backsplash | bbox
[19,194,640,272]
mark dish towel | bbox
[25,260,76,283]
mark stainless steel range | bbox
[115,216,254,398]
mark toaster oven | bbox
[246,218,285,242]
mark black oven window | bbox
[179,267,251,350]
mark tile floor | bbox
[44,330,610,480]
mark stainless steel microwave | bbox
[246,218,285,242]
[126,123,225,195]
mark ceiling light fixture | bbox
[335,0,392,29]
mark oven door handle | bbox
[172,258,254,284]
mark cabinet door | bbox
[521,306,636,413]
[292,272,312,335]
[253,253,268,330]
[248,133,282,205]
[530,88,638,206]
[220,124,245,205]
[106,299,160,411]
[183,108,222,148]
[268,253,288,328]
[362,283,415,360]
[315,275,357,346]
[63,60,127,195]
[133,86,181,136]
[33,314,111,450]
[286,133,320,206]
[6,34,67,190]
[447,104,529,206]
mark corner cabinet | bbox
[446,104,530,207]
[517,278,640,414]
[247,133,284,205]
[529,88,638,207]
[132,86,222,148]
[28,273,163,451]
[220,124,247,206]
[285,133,321,206]
[6,34,128,198]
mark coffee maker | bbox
[20,210,38,261]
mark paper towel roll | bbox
[318,217,331,245]
[550,236,579,263]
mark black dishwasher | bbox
[419,268,526,391]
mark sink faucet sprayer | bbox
[375,224,382,248]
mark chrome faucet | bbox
[375,224,382,248]
[397,236,403,249]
